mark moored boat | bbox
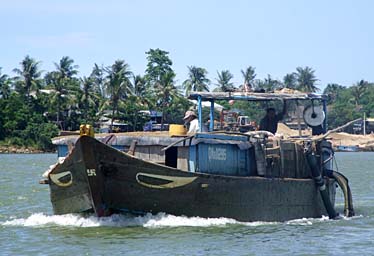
[41,91,354,222]
[336,145,360,152]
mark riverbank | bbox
[0,145,48,154]
[329,132,374,151]
[278,123,374,151]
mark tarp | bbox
[189,100,225,111]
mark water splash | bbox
[2,213,357,228]
[1,212,240,228]
[286,216,330,226]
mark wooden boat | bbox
[42,91,354,222]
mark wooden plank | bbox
[134,146,150,160]
[149,146,165,162]
[280,141,296,178]
[177,147,189,171]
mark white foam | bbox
[1,212,242,228]
[3,213,352,228]
[286,215,330,226]
[141,213,238,228]
[3,213,102,227]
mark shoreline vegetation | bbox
[0,145,48,154]
[2,131,374,154]
[1,49,374,152]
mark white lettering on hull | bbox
[208,146,227,161]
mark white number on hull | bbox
[208,146,226,161]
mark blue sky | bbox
[1,0,373,91]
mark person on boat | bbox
[259,101,287,134]
[183,110,200,133]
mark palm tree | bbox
[241,66,256,92]
[43,57,80,129]
[351,80,368,106]
[79,76,99,123]
[0,68,12,99]
[183,66,210,95]
[263,74,282,92]
[133,75,148,106]
[283,73,297,89]
[323,83,345,103]
[155,71,180,127]
[54,56,79,79]
[45,71,75,129]
[90,63,106,98]
[13,55,42,98]
[215,70,235,92]
[132,74,149,130]
[295,66,319,92]
[105,60,133,131]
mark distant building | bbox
[343,118,374,134]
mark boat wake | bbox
[1,212,241,228]
[2,212,357,228]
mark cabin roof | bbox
[188,91,327,101]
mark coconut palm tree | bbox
[295,66,319,92]
[0,68,12,99]
[133,75,148,106]
[183,66,210,95]
[90,63,106,98]
[283,73,297,89]
[13,55,42,98]
[155,71,180,127]
[263,74,282,92]
[79,76,100,123]
[241,66,256,92]
[215,70,235,92]
[54,56,79,79]
[132,74,150,130]
[351,80,369,107]
[323,83,345,103]
[105,60,133,131]
[45,71,76,129]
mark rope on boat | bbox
[311,118,363,142]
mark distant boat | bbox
[336,145,360,152]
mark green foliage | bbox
[183,66,210,95]
[295,66,319,92]
[145,48,174,86]
[215,70,235,92]
[240,66,256,91]
[1,52,374,151]
[13,55,43,98]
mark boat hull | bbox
[48,136,336,222]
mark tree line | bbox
[0,48,372,150]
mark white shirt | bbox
[188,118,200,133]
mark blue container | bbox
[189,134,256,176]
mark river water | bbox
[0,153,373,255]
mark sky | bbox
[1,0,373,91]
